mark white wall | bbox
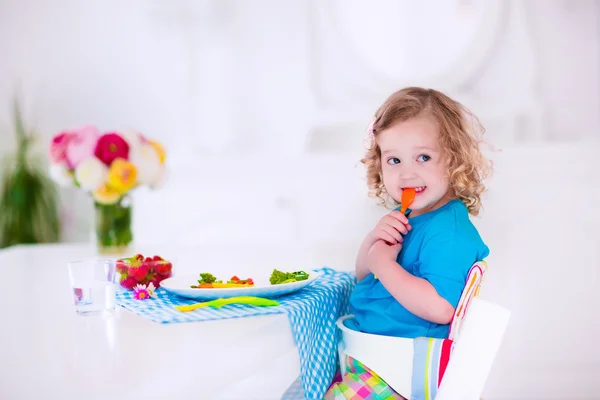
[1,1,599,153]
[1,0,600,398]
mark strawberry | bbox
[134,254,144,261]
[153,255,163,261]
[120,277,138,290]
[155,261,172,276]
[150,276,164,288]
[129,263,150,282]
[143,270,157,284]
[116,260,128,273]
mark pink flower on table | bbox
[65,126,101,168]
[94,133,130,166]
[133,283,157,300]
[133,286,150,300]
[49,132,72,164]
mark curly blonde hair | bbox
[361,87,492,216]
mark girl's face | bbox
[377,115,452,217]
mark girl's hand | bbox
[368,210,412,245]
[355,211,411,282]
[367,240,403,271]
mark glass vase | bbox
[93,195,133,255]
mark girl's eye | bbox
[387,157,400,165]
[417,154,431,162]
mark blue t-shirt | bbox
[348,198,489,339]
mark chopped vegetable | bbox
[191,282,253,289]
[198,273,217,284]
[191,283,215,289]
[190,273,254,289]
[269,269,310,285]
[227,275,254,285]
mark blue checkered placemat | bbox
[116,267,356,400]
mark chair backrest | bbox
[447,261,488,341]
[436,298,511,400]
[435,260,511,400]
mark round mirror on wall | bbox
[307,0,511,153]
[322,0,506,90]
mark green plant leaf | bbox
[0,95,61,248]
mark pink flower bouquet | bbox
[48,126,166,254]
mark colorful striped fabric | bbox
[324,355,405,400]
[322,340,454,400]
[410,337,454,400]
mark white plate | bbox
[159,270,320,300]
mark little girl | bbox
[325,87,491,399]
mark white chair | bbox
[336,261,511,399]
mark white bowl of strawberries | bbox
[116,254,174,290]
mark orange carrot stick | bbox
[400,188,416,214]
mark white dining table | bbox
[0,242,355,400]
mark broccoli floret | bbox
[198,272,217,284]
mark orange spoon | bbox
[400,188,416,214]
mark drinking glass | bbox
[67,259,117,316]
